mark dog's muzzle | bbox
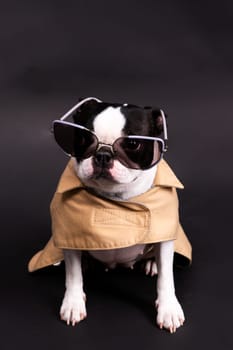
[93,146,114,169]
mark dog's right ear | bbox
[76,97,100,113]
[73,98,102,123]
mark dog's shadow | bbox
[83,260,157,325]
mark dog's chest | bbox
[88,244,147,269]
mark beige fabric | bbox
[28,159,192,272]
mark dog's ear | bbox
[152,109,166,135]
[76,97,100,112]
[144,107,167,135]
[73,98,101,123]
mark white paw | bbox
[155,296,185,333]
[60,290,87,326]
[145,259,158,276]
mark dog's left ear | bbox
[144,107,167,135]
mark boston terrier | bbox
[53,97,186,333]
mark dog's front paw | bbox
[60,290,87,326]
[155,296,185,333]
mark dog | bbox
[50,97,188,333]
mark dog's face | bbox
[70,100,165,198]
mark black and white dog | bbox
[55,97,185,333]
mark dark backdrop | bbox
[1,1,233,349]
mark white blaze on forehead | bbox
[93,107,126,143]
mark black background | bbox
[1,1,233,349]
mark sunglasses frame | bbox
[52,97,168,169]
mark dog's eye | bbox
[76,135,86,146]
[123,139,141,151]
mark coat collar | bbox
[56,158,184,194]
[154,159,184,189]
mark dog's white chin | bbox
[74,158,157,200]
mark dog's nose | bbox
[94,147,113,168]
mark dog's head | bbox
[53,98,167,199]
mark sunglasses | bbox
[52,97,168,170]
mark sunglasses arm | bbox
[160,109,168,151]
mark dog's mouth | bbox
[93,167,115,181]
[78,158,140,186]
[91,167,139,186]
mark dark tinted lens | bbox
[53,122,98,158]
[114,137,163,169]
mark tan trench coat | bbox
[28,159,192,272]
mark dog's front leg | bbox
[154,240,185,333]
[60,249,87,326]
